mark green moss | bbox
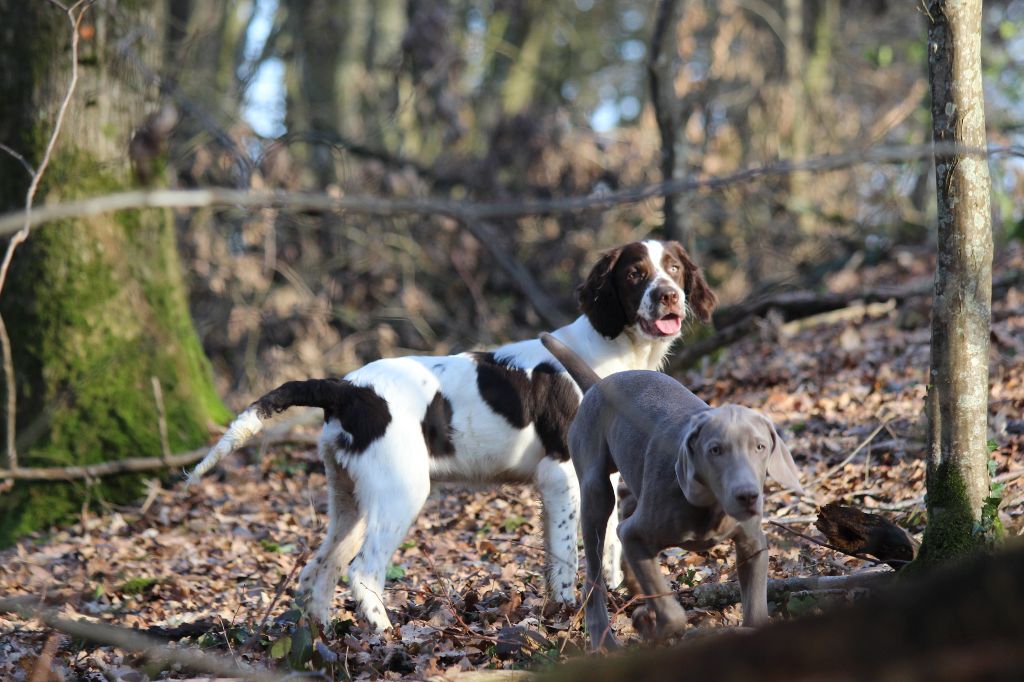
[0,149,228,546]
[904,461,987,577]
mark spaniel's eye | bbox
[756,443,767,452]
[667,264,680,274]
[708,444,721,456]
[627,269,641,281]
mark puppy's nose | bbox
[735,490,760,512]
[655,287,679,307]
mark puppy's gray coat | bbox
[539,333,804,650]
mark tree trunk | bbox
[913,0,994,569]
[0,1,229,546]
[648,0,690,248]
[284,0,347,187]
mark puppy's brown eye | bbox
[756,443,767,452]
[627,269,641,281]
[708,445,721,456]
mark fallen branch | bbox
[0,597,289,682]
[0,432,318,482]
[690,569,891,610]
[713,268,1022,330]
[671,317,759,370]
[672,267,1022,369]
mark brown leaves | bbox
[3,253,1023,679]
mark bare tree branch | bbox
[461,219,570,328]
[0,143,1014,238]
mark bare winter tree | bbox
[913,0,994,569]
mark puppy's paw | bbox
[655,613,688,641]
[631,605,657,640]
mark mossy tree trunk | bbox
[0,1,229,546]
[912,0,994,570]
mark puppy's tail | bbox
[539,332,601,393]
[186,379,349,485]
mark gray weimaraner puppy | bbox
[539,333,805,650]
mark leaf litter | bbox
[2,245,1023,679]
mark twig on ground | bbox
[246,550,308,653]
[809,418,892,488]
[0,432,318,482]
[0,596,288,682]
[767,520,882,566]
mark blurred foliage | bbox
[150,0,1024,402]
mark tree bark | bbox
[284,0,347,187]
[0,1,229,546]
[914,0,994,569]
[648,0,689,248]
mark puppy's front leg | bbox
[619,516,687,640]
[734,520,769,627]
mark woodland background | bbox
[1,0,1023,679]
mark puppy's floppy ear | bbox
[676,411,714,505]
[760,416,805,494]
[578,246,627,338]
[665,241,717,324]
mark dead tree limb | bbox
[0,433,318,482]
[0,597,287,682]
[672,268,1022,369]
[461,219,570,329]
[692,569,891,609]
[0,142,1010,237]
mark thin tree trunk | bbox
[914,0,994,568]
[285,0,346,187]
[0,1,229,546]
[648,0,689,248]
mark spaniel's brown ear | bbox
[665,241,717,324]
[577,246,626,339]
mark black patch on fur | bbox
[530,362,578,460]
[472,354,578,460]
[422,392,456,457]
[251,378,391,453]
[473,352,532,428]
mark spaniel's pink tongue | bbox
[654,316,681,335]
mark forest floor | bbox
[2,244,1023,681]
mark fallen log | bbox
[547,545,1024,681]
[692,569,891,609]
